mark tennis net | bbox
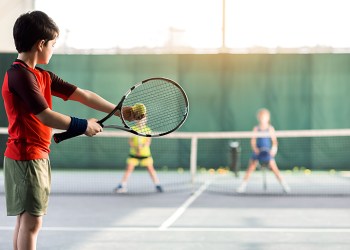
[0,128,349,196]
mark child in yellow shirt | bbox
[114,119,163,193]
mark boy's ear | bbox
[36,40,46,51]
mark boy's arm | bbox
[35,108,101,137]
[68,88,135,121]
[68,88,116,114]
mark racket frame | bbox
[101,77,189,137]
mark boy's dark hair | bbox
[13,11,59,53]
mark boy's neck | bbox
[17,53,37,69]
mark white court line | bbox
[1,226,350,233]
[159,180,212,230]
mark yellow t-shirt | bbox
[129,125,152,158]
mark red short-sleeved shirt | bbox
[2,59,77,160]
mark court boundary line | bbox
[158,180,212,230]
[1,226,350,233]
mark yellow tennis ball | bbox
[132,103,147,116]
[177,167,184,174]
[304,169,312,175]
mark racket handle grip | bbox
[53,131,81,143]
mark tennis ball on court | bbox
[177,167,184,174]
[217,167,227,175]
[132,103,147,119]
[329,169,336,174]
[208,168,215,174]
[293,166,299,172]
[304,169,311,175]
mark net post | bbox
[190,136,198,192]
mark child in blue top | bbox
[237,108,290,193]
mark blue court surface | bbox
[1,183,350,250]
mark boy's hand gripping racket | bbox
[53,77,189,143]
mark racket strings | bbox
[122,79,188,135]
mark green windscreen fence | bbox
[0,53,349,170]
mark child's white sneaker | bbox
[114,184,128,193]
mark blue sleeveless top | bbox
[256,126,272,150]
[251,126,273,163]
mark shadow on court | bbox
[1,190,350,250]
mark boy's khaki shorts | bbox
[4,157,51,216]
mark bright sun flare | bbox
[35,0,350,52]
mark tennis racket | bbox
[53,77,189,143]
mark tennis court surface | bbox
[1,128,350,249]
[1,179,350,250]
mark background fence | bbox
[1,53,350,169]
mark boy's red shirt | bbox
[2,60,77,160]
